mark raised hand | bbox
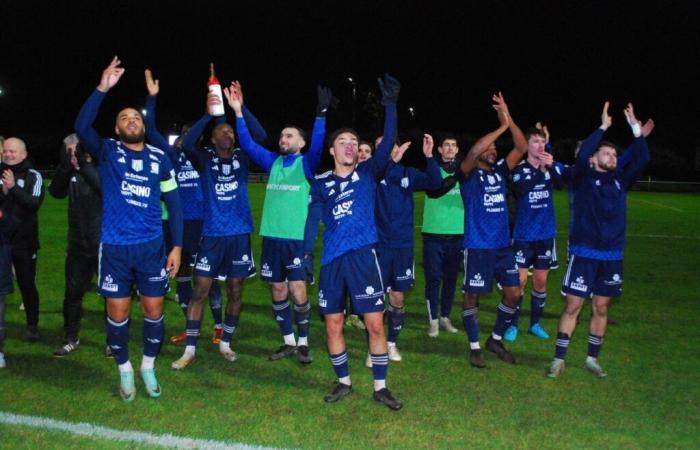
[231,80,244,104]
[97,56,125,93]
[492,92,510,118]
[316,85,334,116]
[623,103,640,126]
[422,133,434,158]
[494,103,510,128]
[1,169,15,194]
[222,81,243,114]
[600,101,612,130]
[144,69,160,96]
[391,141,411,163]
[641,118,655,138]
[536,121,550,144]
[377,73,400,105]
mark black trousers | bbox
[11,247,40,328]
[62,245,98,340]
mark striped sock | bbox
[106,317,130,365]
[492,301,517,340]
[462,307,480,349]
[329,351,349,380]
[293,301,311,344]
[221,314,239,344]
[142,315,164,358]
[370,353,389,391]
[185,320,201,347]
[272,300,293,339]
[555,332,570,360]
[587,334,604,359]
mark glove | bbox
[316,85,337,116]
[303,252,315,285]
[377,73,400,105]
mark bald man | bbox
[0,137,45,341]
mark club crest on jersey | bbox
[544,171,551,180]
[401,177,409,188]
[131,159,143,172]
[487,175,496,185]
[150,162,159,174]
[222,164,231,175]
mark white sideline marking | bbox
[627,233,700,240]
[631,198,684,212]
[0,412,284,450]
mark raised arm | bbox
[460,99,510,176]
[75,56,125,158]
[367,74,399,178]
[143,69,174,160]
[492,93,528,170]
[576,101,612,171]
[620,103,650,189]
[404,134,443,192]
[302,85,332,177]
[225,82,277,172]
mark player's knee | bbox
[463,293,478,308]
[270,283,287,300]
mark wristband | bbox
[630,123,642,138]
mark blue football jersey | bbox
[96,140,176,245]
[174,151,204,221]
[460,159,511,249]
[310,164,380,266]
[190,147,253,237]
[511,160,564,241]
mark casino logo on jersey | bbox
[132,159,143,172]
[101,274,118,293]
[332,200,353,219]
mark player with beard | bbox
[225,81,328,364]
[306,74,402,410]
[75,57,183,401]
[171,82,257,369]
[548,102,649,378]
[458,93,528,368]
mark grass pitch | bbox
[0,186,698,449]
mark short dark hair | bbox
[328,127,360,147]
[525,127,546,140]
[438,134,458,147]
[596,140,620,154]
[359,140,375,153]
[281,124,307,142]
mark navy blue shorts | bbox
[0,243,14,296]
[318,246,385,315]
[378,246,415,292]
[260,237,306,283]
[562,255,623,298]
[462,247,520,293]
[183,220,203,267]
[98,237,168,298]
[513,238,554,270]
[194,234,255,279]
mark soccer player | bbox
[307,74,402,410]
[548,102,649,379]
[458,93,528,368]
[171,79,259,369]
[75,57,183,401]
[143,69,243,346]
[502,127,565,342]
[225,81,329,364]
[373,134,442,362]
[421,136,465,337]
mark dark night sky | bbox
[2,1,699,176]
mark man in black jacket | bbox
[0,137,45,341]
[49,134,102,356]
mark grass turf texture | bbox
[0,186,698,449]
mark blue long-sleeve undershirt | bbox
[74,89,108,159]
[162,188,183,247]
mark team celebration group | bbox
[0,57,651,411]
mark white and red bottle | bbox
[208,62,225,117]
